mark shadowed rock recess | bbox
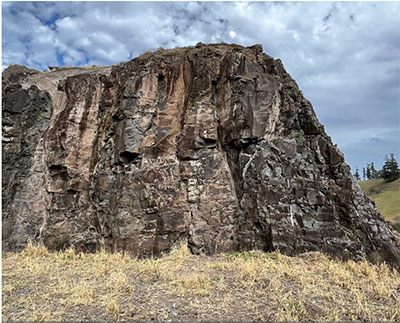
[2,43,400,267]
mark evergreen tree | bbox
[370,162,377,179]
[389,153,400,181]
[362,167,366,181]
[382,153,400,182]
[382,155,389,180]
[366,163,371,180]
[353,167,361,181]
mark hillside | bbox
[2,242,400,321]
[360,179,400,229]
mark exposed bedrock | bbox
[2,44,400,267]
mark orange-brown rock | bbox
[2,44,400,267]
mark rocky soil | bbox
[2,43,400,267]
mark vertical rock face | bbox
[2,44,400,267]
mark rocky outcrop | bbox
[2,43,400,267]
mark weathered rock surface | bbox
[2,43,400,267]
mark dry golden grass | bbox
[2,241,400,321]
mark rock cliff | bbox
[2,43,400,267]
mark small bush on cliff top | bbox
[2,243,400,321]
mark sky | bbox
[2,1,399,174]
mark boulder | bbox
[2,43,399,267]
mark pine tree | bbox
[382,153,400,183]
[353,167,361,181]
[370,162,377,179]
[382,155,389,180]
[362,167,366,181]
[389,153,400,181]
[366,163,371,180]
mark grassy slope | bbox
[2,242,400,321]
[360,178,400,224]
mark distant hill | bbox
[360,178,400,231]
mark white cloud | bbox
[2,1,399,170]
[2,7,58,69]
